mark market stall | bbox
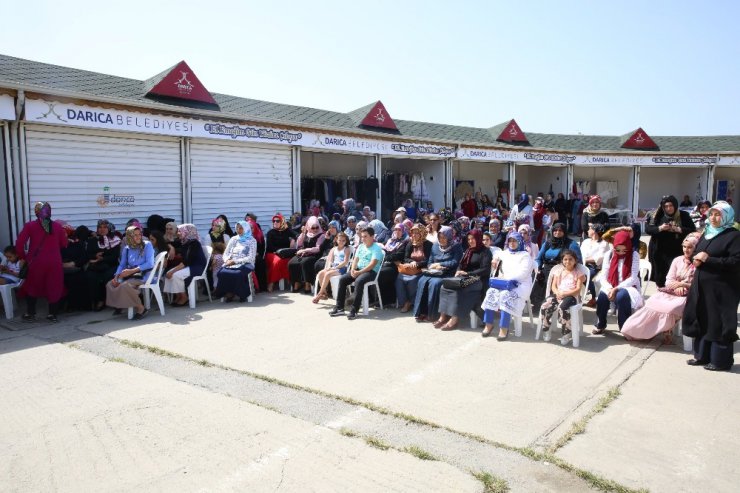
[451,160,510,212]
[300,150,375,215]
[381,157,446,220]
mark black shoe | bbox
[704,363,731,372]
[329,307,345,317]
[21,313,36,322]
[113,308,123,316]
[686,359,709,366]
[46,314,58,323]
[347,309,357,320]
[496,329,510,341]
[133,308,149,320]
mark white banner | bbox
[458,146,719,167]
[718,155,740,166]
[0,94,15,120]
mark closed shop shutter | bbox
[190,140,292,235]
[24,125,183,230]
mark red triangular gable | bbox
[146,61,217,105]
[621,127,658,150]
[497,119,528,143]
[360,101,398,130]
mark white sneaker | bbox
[560,333,572,346]
[543,330,552,342]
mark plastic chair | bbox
[128,251,167,320]
[676,320,692,352]
[187,246,213,308]
[638,259,652,296]
[1,280,23,320]
[470,264,536,335]
[535,264,591,347]
[331,249,384,315]
[316,245,354,297]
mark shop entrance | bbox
[452,160,509,212]
[513,163,568,203]
[713,166,739,213]
[300,150,375,217]
[638,166,710,213]
[381,158,445,221]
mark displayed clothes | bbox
[301,176,378,213]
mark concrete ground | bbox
[1,279,738,492]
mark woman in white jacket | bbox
[481,231,535,340]
[580,223,611,307]
[592,230,643,334]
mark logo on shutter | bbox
[97,185,135,209]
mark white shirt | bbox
[580,238,611,269]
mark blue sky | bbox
[2,0,738,135]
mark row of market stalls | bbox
[0,56,738,249]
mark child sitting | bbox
[313,232,351,303]
[539,249,585,344]
[210,242,226,289]
[0,245,24,286]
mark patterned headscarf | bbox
[369,219,388,235]
[126,218,142,230]
[704,201,735,240]
[34,202,52,234]
[211,217,226,236]
[410,224,426,246]
[236,220,253,243]
[437,226,455,253]
[125,226,144,251]
[164,222,178,243]
[383,223,408,252]
[682,232,701,249]
[505,231,525,252]
[57,220,75,238]
[272,214,288,231]
[402,218,414,232]
[177,223,200,244]
[517,224,532,246]
[96,219,121,250]
[328,220,341,232]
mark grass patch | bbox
[364,436,390,451]
[108,357,126,363]
[197,358,211,366]
[472,471,509,493]
[548,387,621,454]
[403,445,438,461]
[339,428,359,438]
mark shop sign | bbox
[359,101,398,131]
[496,119,529,143]
[717,155,740,166]
[621,127,658,150]
[0,94,15,120]
[145,61,217,105]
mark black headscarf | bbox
[549,222,567,248]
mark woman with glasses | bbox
[592,230,643,334]
[530,223,582,310]
[288,216,326,294]
[645,195,696,287]
[264,214,297,292]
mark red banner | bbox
[621,127,658,149]
[146,61,217,105]
[496,119,528,143]
[360,101,398,130]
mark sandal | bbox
[441,321,458,331]
[592,327,606,335]
[312,295,321,304]
[432,319,448,329]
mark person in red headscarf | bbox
[592,230,643,334]
[580,194,610,240]
[264,213,297,292]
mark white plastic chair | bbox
[1,280,23,320]
[535,264,591,348]
[128,251,167,320]
[470,264,536,335]
[330,249,384,315]
[638,259,652,296]
[187,245,213,308]
[316,245,354,297]
[676,320,693,352]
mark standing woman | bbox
[105,225,155,320]
[264,214,297,292]
[15,202,68,322]
[580,195,610,240]
[289,216,325,293]
[163,224,206,307]
[683,201,740,371]
[646,195,696,287]
[214,221,257,302]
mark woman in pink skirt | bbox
[621,233,701,343]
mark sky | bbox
[1,0,739,136]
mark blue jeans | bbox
[395,273,421,306]
[595,289,632,329]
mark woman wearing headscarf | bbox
[460,192,477,219]
[85,219,122,311]
[145,214,167,236]
[517,224,540,261]
[205,217,231,247]
[264,213,297,292]
[592,230,643,334]
[646,195,696,287]
[412,226,463,322]
[481,231,535,339]
[246,213,266,292]
[313,220,342,279]
[395,224,433,313]
[105,225,155,320]
[531,222,582,310]
[531,197,547,246]
[622,233,701,343]
[15,202,68,322]
[435,229,492,331]
[580,195,610,240]
[163,224,206,307]
[214,221,257,302]
[488,218,506,250]
[61,225,93,312]
[368,219,390,244]
[289,216,326,294]
[376,223,410,305]
[580,223,611,307]
[682,201,740,371]
[344,216,358,242]
[510,193,534,229]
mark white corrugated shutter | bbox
[190,140,292,234]
[24,125,182,230]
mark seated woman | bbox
[61,225,93,312]
[396,224,433,313]
[538,250,586,344]
[313,232,351,303]
[517,224,539,261]
[481,232,535,339]
[289,216,326,294]
[621,233,700,343]
[313,220,341,277]
[482,232,502,261]
[580,223,611,307]
[369,219,391,244]
[148,230,170,256]
[86,219,122,312]
[164,221,183,270]
[377,223,410,305]
[413,226,463,322]
[105,226,156,320]
[163,224,206,307]
[214,221,257,302]
[435,229,493,330]
[592,230,643,334]
[264,214,297,292]
[203,217,231,247]
[531,222,581,310]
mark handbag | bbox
[397,263,421,275]
[275,248,297,259]
[442,275,480,290]
[18,234,47,279]
[489,278,519,290]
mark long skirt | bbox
[413,276,445,319]
[621,292,687,341]
[265,253,291,284]
[85,265,116,306]
[288,255,320,284]
[105,279,145,309]
[63,269,91,311]
[377,264,398,307]
[163,267,191,294]
[214,265,253,301]
[438,280,484,319]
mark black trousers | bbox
[335,271,375,312]
[693,335,735,368]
